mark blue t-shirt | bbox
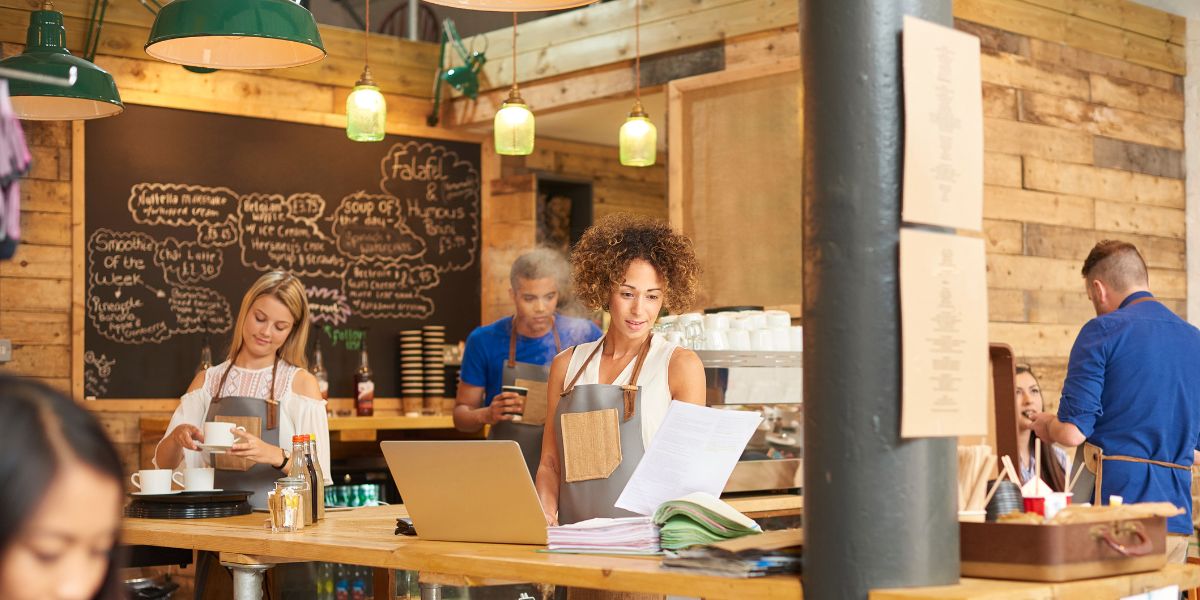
[459,314,602,406]
[1057,291,1200,534]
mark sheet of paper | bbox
[901,15,984,231]
[900,228,988,438]
[615,401,762,515]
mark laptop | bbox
[380,440,548,545]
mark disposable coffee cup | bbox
[501,385,528,422]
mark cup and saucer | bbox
[174,468,222,494]
[198,422,245,454]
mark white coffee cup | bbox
[203,422,247,447]
[727,329,752,351]
[765,310,792,329]
[704,313,730,332]
[703,329,730,351]
[751,329,775,351]
[131,469,174,494]
[173,467,215,492]
[772,327,791,351]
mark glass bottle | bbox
[354,340,374,417]
[196,336,213,373]
[311,342,329,401]
[306,433,326,521]
[286,434,313,526]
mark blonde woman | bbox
[154,271,331,505]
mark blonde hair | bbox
[226,271,311,369]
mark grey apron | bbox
[204,360,283,510]
[488,319,560,480]
[555,335,652,525]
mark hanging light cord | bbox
[365,0,371,67]
[634,0,641,102]
[511,12,518,92]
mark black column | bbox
[801,1,958,598]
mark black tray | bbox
[125,489,253,519]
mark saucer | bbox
[181,488,223,494]
[131,490,182,496]
[198,443,234,453]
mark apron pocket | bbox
[214,415,261,472]
[561,409,622,483]
[515,377,549,426]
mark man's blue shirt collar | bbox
[1119,290,1154,309]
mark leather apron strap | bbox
[1085,441,1189,505]
[508,317,561,368]
[213,354,279,429]
[560,335,652,422]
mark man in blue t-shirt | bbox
[1032,240,1200,564]
[453,248,602,433]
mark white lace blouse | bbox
[154,360,333,485]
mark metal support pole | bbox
[801,0,958,598]
[220,562,271,600]
[420,581,444,600]
[407,0,420,41]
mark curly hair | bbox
[571,213,700,313]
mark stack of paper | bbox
[663,528,802,578]
[652,492,762,550]
[546,516,661,555]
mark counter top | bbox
[121,504,801,599]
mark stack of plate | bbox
[398,329,424,414]
[422,326,446,414]
[125,490,253,519]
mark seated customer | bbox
[0,376,125,600]
[1015,364,1070,491]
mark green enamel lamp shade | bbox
[146,0,326,70]
[0,8,122,121]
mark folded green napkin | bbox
[652,492,762,550]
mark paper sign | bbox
[615,401,761,515]
[901,15,984,231]
[900,228,988,437]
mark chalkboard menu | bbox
[85,104,481,399]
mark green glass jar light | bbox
[494,87,534,156]
[619,100,656,167]
[347,66,386,142]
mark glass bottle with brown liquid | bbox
[311,342,329,401]
[354,340,374,417]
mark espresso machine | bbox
[700,350,803,494]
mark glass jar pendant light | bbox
[494,13,534,156]
[346,0,386,142]
[619,0,655,167]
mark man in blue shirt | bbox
[1033,240,1200,563]
[453,248,602,433]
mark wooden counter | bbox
[121,505,801,599]
[327,415,457,432]
[871,563,1200,599]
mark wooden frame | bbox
[70,101,489,405]
[667,58,802,316]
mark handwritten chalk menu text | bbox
[86,105,481,399]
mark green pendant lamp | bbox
[619,0,655,167]
[494,13,533,156]
[0,3,123,121]
[145,0,326,70]
[346,0,385,142]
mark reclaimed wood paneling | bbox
[1092,136,1185,179]
[1022,157,1184,209]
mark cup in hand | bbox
[203,422,247,447]
[500,385,528,422]
[131,469,174,495]
[173,467,215,492]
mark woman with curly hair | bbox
[535,213,706,526]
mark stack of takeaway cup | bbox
[398,330,424,416]
[422,325,446,415]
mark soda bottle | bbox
[334,563,350,600]
[351,565,366,600]
[306,433,325,521]
[286,435,312,526]
[311,341,329,401]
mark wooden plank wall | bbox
[957,16,1187,411]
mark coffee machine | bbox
[700,350,803,494]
